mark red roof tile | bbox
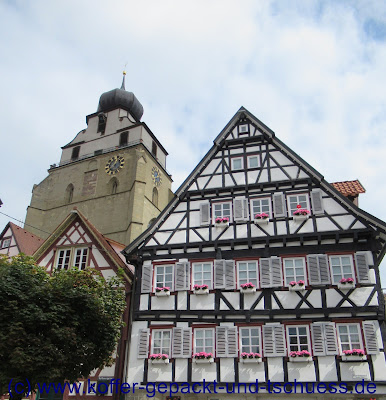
[331,180,366,197]
[10,222,44,255]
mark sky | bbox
[1,0,386,284]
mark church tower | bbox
[25,73,173,244]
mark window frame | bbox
[239,326,262,355]
[250,197,272,219]
[192,262,213,289]
[193,327,215,354]
[283,257,307,286]
[287,193,310,216]
[212,201,232,223]
[55,247,89,271]
[1,237,11,249]
[238,124,249,137]
[329,254,355,284]
[237,260,259,288]
[150,329,172,356]
[247,155,260,169]
[231,157,244,171]
[154,263,174,291]
[286,324,312,354]
[336,323,364,354]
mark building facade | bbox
[123,107,386,399]
[25,74,173,245]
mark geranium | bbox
[293,209,310,216]
[193,352,213,359]
[155,286,170,292]
[254,213,269,220]
[241,282,255,289]
[215,217,230,223]
[297,280,305,286]
[241,352,261,359]
[289,350,311,358]
[340,278,354,284]
[150,353,169,360]
[343,349,365,356]
[289,281,297,287]
[193,284,209,290]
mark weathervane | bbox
[121,63,127,90]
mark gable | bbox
[124,108,386,257]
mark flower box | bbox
[240,357,262,364]
[151,358,170,364]
[193,285,209,295]
[289,284,306,292]
[254,218,270,225]
[293,214,309,222]
[338,282,355,290]
[241,287,256,294]
[194,357,214,364]
[341,355,367,362]
[289,356,313,363]
[215,221,229,229]
[155,290,170,297]
[155,287,170,296]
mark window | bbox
[212,201,232,222]
[283,258,306,285]
[250,197,271,218]
[329,255,354,284]
[238,124,249,136]
[1,238,11,248]
[65,184,74,204]
[337,324,363,352]
[194,328,214,354]
[287,325,311,353]
[97,112,107,134]
[237,261,258,288]
[154,264,174,290]
[56,247,89,270]
[74,248,88,270]
[287,193,310,216]
[192,262,212,288]
[151,329,172,355]
[119,131,128,147]
[247,155,259,168]
[231,157,243,171]
[152,141,157,158]
[239,327,261,354]
[152,187,158,207]
[71,146,80,160]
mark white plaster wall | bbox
[220,358,236,382]
[318,356,338,381]
[267,358,284,382]
[236,224,248,239]
[175,358,189,381]
[238,361,266,383]
[270,168,289,182]
[287,361,316,382]
[140,294,149,311]
[340,361,370,381]
[161,213,185,230]
[151,294,175,310]
[168,230,187,245]
[316,217,340,232]
[243,293,265,310]
[221,293,240,310]
[207,174,222,188]
[201,159,221,175]
[372,353,386,381]
[349,287,378,307]
[190,293,215,310]
[177,291,188,310]
[93,249,109,268]
[126,321,148,384]
[100,269,116,280]
[191,362,217,382]
[147,362,173,382]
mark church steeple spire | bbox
[121,70,126,90]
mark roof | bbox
[0,222,44,255]
[331,180,366,197]
[33,209,134,279]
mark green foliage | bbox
[0,254,126,397]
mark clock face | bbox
[105,156,125,175]
[152,167,162,186]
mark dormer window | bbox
[97,112,107,134]
[71,146,80,161]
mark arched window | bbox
[152,187,158,207]
[65,184,74,204]
[108,178,119,195]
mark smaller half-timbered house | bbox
[123,107,386,399]
[33,209,134,400]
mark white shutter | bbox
[199,202,210,225]
[227,327,238,357]
[172,327,183,358]
[233,197,249,222]
[270,257,282,287]
[138,329,150,358]
[363,321,379,355]
[216,326,227,357]
[263,324,286,357]
[175,261,190,291]
[307,254,330,285]
[311,189,324,215]
[141,261,153,293]
[311,324,325,356]
[355,252,371,284]
[273,192,286,217]
[182,328,192,358]
[214,260,225,289]
[260,258,271,288]
[225,260,236,289]
[324,323,339,355]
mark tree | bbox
[0,254,126,398]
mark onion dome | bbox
[97,71,144,121]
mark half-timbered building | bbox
[123,107,386,399]
[33,209,134,400]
